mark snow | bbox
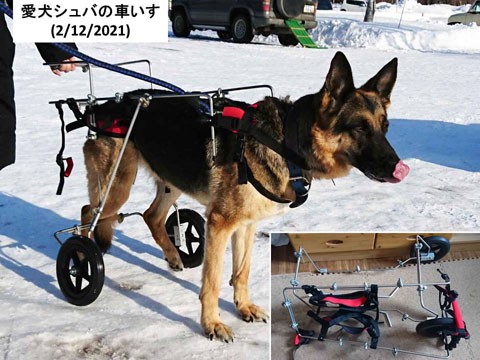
[314,3,480,52]
[1,3,480,359]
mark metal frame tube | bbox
[282,236,454,359]
[87,97,146,238]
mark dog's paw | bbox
[165,257,184,271]
[204,321,234,343]
[237,303,269,323]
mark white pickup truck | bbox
[448,0,480,25]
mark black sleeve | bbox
[7,1,78,63]
[35,43,78,63]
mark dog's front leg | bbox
[200,211,236,342]
[231,224,269,323]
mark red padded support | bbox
[322,296,368,308]
[452,301,465,330]
[222,106,245,119]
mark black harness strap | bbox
[64,98,86,132]
[214,103,311,207]
[54,102,67,195]
[304,284,380,349]
[244,159,291,204]
[214,107,310,170]
[308,310,380,349]
[283,107,310,208]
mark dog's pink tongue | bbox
[385,160,410,183]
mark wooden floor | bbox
[271,242,480,275]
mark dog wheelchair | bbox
[48,59,275,306]
[282,235,470,358]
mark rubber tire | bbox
[166,209,205,268]
[410,236,451,263]
[217,30,231,40]
[416,318,457,338]
[278,34,299,46]
[56,236,105,306]
[172,10,191,38]
[276,0,306,18]
[231,15,254,44]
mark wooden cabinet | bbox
[375,233,451,250]
[288,233,455,262]
[289,233,375,254]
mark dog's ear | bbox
[316,52,355,129]
[361,58,398,106]
[321,52,355,107]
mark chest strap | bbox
[213,104,311,208]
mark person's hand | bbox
[51,57,77,76]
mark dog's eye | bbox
[353,122,370,135]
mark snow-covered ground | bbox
[1,2,479,359]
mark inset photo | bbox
[271,233,479,359]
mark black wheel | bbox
[416,318,456,338]
[166,209,205,268]
[172,10,191,38]
[410,236,451,263]
[56,236,105,306]
[276,0,306,18]
[278,34,299,46]
[231,15,254,44]
[217,30,231,40]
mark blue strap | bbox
[52,43,186,95]
[0,2,13,18]
[0,3,212,112]
[287,162,309,208]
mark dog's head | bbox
[310,51,409,183]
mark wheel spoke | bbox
[75,274,83,291]
[186,239,194,255]
[71,251,81,267]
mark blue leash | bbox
[52,42,187,95]
[0,1,12,18]
[0,3,206,103]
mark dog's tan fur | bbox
[81,137,283,339]
[80,52,402,342]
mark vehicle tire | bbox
[56,236,105,306]
[276,0,307,18]
[410,236,451,263]
[172,10,191,38]
[217,30,231,40]
[416,318,457,338]
[231,15,254,44]
[165,209,205,268]
[278,34,299,46]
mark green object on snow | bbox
[284,19,322,49]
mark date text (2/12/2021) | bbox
[51,24,131,39]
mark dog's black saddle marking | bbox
[54,91,312,207]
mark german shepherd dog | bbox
[81,52,409,342]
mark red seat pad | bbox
[322,295,368,308]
